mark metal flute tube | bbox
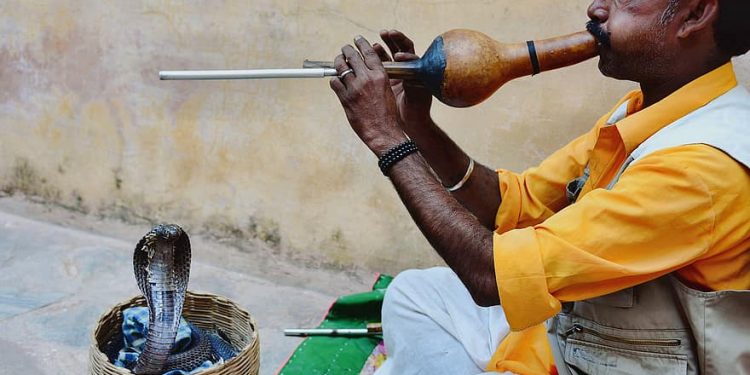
[160,61,420,81]
[159,68,339,80]
[303,60,420,80]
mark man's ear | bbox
[677,0,719,39]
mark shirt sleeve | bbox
[495,127,595,233]
[493,146,717,330]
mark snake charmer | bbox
[328,0,750,374]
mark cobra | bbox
[132,224,236,374]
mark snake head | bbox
[147,223,184,243]
[133,224,192,297]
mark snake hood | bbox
[132,224,192,374]
[133,224,191,295]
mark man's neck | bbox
[640,58,730,108]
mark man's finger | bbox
[373,43,393,62]
[342,44,367,73]
[329,77,346,95]
[354,36,383,70]
[380,29,401,57]
[394,52,420,62]
[333,53,348,69]
[333,53,353,85]
[388,29,416,54]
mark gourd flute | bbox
[159,28,598,108]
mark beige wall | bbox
[2,1,748,274]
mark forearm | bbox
[387,150,500,306]
[402,117,501,230]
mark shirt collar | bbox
[610,62,738,154]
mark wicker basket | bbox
[89,291,260,375]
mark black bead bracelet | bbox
[378,141,419,176]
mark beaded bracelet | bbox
[378,141,419,175]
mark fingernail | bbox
[355,35,364,41]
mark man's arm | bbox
[387,151,499,306]
[330,37,500,306]
[400,117,502,231]
[373,30,501,230]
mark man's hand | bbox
[330,36,408,157]
[373,30,433,129]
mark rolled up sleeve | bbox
[493,227,561,330]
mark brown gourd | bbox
[378,29,598,107]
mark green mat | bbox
[276,274,393,375]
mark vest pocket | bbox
[564,339,688,375]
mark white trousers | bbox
[374,267,512,375]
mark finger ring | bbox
[338,69,354,79]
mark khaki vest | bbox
[549,86,750,375]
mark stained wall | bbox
[2,0,748,273]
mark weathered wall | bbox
[1,1,748,274]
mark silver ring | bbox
[338,69,354,79]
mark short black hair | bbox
[715,0,750,57]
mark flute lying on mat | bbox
[158,26,599,108]
[284,323,383,337]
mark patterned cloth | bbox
[358,341,387,375]
[114,307,220,375]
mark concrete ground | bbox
[0,196,374,375]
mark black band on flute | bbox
[378,141,418,176]
[527,41,541,76]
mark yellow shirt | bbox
[487,63,750,374]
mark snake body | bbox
[131,224,236,374]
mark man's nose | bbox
[587,0,609,23]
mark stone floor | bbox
[0,196,374,375]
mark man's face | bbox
[587,0,680,82]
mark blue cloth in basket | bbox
[114,307,221,374]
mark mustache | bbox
[586,20,611,49]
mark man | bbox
[329,0,749,374]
